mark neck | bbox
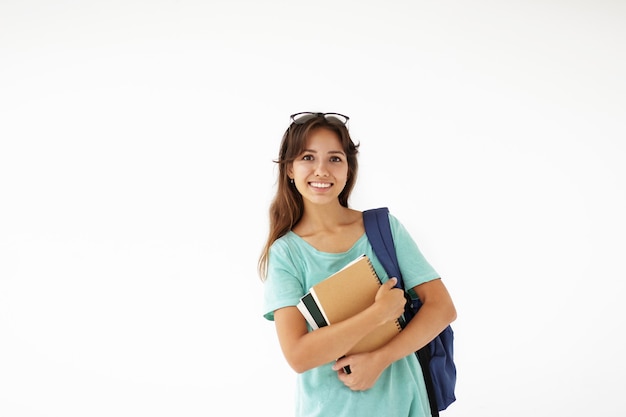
[296,202,353,234]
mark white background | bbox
[1,1,625,416]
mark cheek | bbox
[334,170,349,190]
[291,164,307,178]
[336,166,349,180]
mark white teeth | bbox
[310,182,331,188]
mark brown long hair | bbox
[258,115,360,280]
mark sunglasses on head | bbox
[290,112,350,125]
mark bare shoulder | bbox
[344,207,364,225]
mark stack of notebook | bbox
[296,254,402,356]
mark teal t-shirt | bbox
[263,213,440,417]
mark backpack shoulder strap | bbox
[362,207,405,289]
[364,208,444,417]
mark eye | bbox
[330,156,343,163]
[302,154,314,161]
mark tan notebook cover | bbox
[309,254,402,355]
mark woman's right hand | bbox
[373,277,406,325]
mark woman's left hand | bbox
[332,352,387,391]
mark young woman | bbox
[259,112,457,417]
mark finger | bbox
[332,356,349,372]
[385,277,397,288]
[333,363,352,375]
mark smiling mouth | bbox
[309,182,332,188]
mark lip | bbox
[309,181,333,190]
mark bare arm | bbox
[377,277,457,363]
[273,277,406,373]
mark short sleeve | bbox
[388,214,440,290]
[262,239,306,321]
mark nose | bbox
[314,160,330,177]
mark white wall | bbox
[1,1,624,416]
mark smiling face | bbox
[288,127,349,207]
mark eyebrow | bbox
[302,148,346,155]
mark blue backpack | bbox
[363,207,456,416]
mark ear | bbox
[287,165,294,179]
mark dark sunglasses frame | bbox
[290,112,350,125]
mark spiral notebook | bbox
[296,254,402,355]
